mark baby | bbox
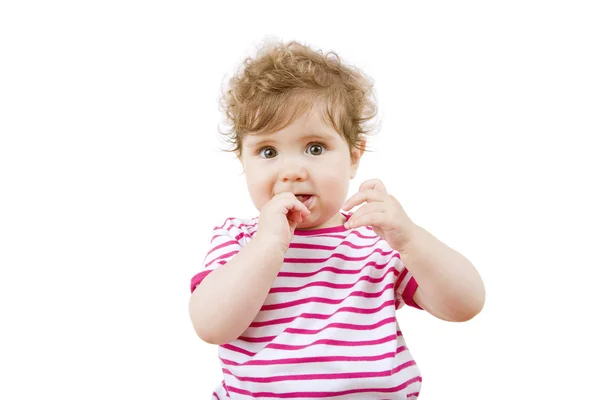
[189,40,485,399]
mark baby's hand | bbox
[342,179,418,253]
[255,192,311,253]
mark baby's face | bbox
[239,107,361,230]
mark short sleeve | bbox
[190,218,248,293]
[393,255,423,310]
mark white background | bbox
[1,1,599,399]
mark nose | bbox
[279,159,308,182]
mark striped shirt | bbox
[191,213,423,399]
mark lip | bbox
[297,194,314,209]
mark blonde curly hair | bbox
[219,40,378,161]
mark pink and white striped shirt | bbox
[191,213,423,399]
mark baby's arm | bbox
[189,235,284,345]
[342,178,484,322]
[189,193,310,345]
[402,226,485,322]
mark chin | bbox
[296,219,314,230]
[297,215,320,230]
[299,213,337,230]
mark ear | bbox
[349,140,366,179]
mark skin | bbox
[342,179,486,322]
[239,105,362,238]
[189,105,485,345]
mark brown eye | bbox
[307,144,325,156]
[259,147,277,158]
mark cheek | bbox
[245,167,273,203]
[320,156,352,182]
[319,170,350,196]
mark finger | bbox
[342,189,387,211]
[276,194,310,217]
[287,209,303,224]
[345,211,390,230]
[278,192,310,215]
[359,179,387,194]
[344,202,386,228]
[289,198,311,217]
[346,202,387,223]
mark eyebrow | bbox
[245,132,335,148]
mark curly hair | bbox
[219,40,378,160]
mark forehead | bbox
[243,108,340,146]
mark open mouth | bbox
[295,194,313,207]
